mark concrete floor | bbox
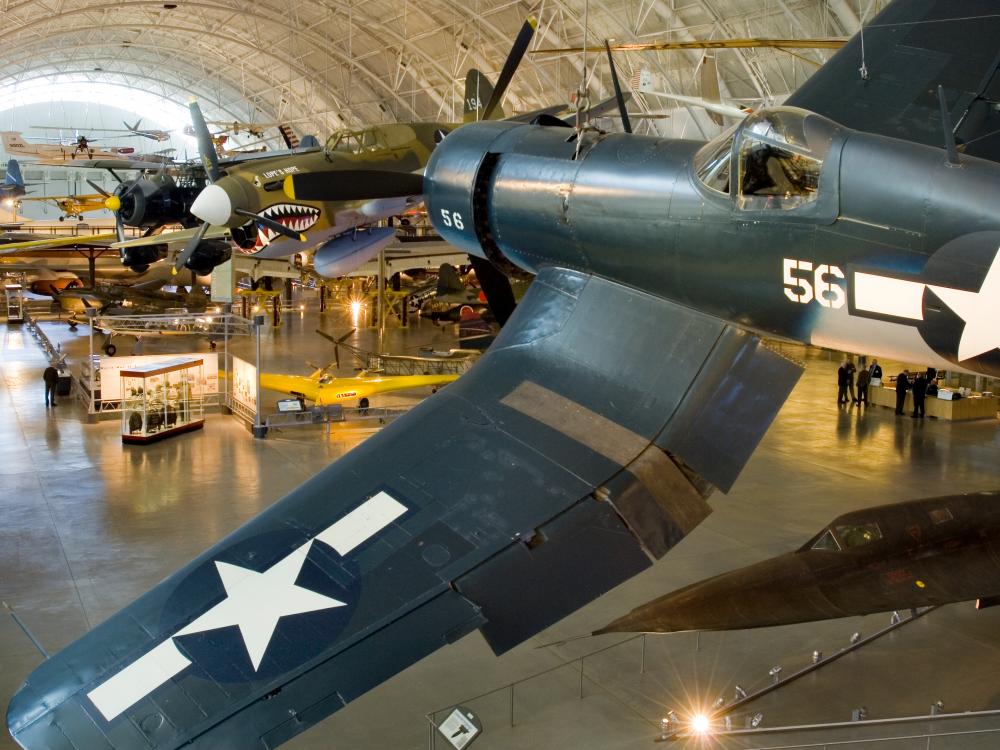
[2,292,999,750]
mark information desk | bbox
[870,386,999,421]
[120,358,205,444]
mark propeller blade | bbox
[114,211,125,245]
[174,222,211,273]
[481,17,538,121]
[284,171,425,202]
[605,40,633,134]
[233,208,306,243]
[86,180,111,198]
[188,100,221,181]
[468,255,517,327]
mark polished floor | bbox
[1,294,999,750]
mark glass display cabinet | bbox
[120,357,205,444]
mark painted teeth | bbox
[255,203,320,247]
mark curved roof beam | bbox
[0,3,405,123]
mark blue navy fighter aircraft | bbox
[8,2,1000,749]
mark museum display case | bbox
[120,357,205,444]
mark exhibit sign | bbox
[211,258,235,303]
[231,355,257,414]
[99,353,219,401]
[438,706,482,749]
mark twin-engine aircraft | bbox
[8,3,1000,750]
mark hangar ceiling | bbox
[0,1,872,137]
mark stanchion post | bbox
[252,314,267,438]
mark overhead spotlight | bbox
[850,631,861,644]
[931,700,944,715]
[2,198,13,208]
[734,685,747,700]
[890,611,901,625]
[851,706,868,721]
[690,713,711,735]
[812,650,823,664]
[748,712,764,729]
[712,696,725,709]
[768,665,782,682]
[723,715,732,731]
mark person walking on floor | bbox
[43,365,59,407]
[895,370,910,415]
[856,366,871,406]
[911,370,928,418]
[837,362,850,405]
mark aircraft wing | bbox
[260,372,460,406]
[7,267,801,750]
[36,158,177,170]
[786,0,1000,161]
[0,233,117,253]
[113,226,232,249]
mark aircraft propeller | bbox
[175,101,305,273]
[316,327,358,370]
[282,17,538,205]
[604,41,633,134]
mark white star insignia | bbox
[175,541,345,670]
[928,251,1000,362]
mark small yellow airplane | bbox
[259,369,458,408]
[21,193,108,221]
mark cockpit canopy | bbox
[694,107,841,213]
[326,128,384,156]
[810,521,883,552]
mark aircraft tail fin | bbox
[436,263,466,295]
[278,124,300,149]
[463,70,503,122]
[4,159,24,187]
[1,132,32,154]
[699,54,724,127]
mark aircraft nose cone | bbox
[104,195,121,212]
[190,184,233,226]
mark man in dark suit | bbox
[869,359,883,382]
[43,365,59,407]
[837,362,850,405]
[911,371,928,418]
[895,370,910,415]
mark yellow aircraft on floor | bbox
[259,369,458,409]
[21,193,108,221]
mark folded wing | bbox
[8,267,801,750]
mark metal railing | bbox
[22,311,65,366]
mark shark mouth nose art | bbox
[255,204,321,247]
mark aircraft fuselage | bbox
[427,110,1000,377]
